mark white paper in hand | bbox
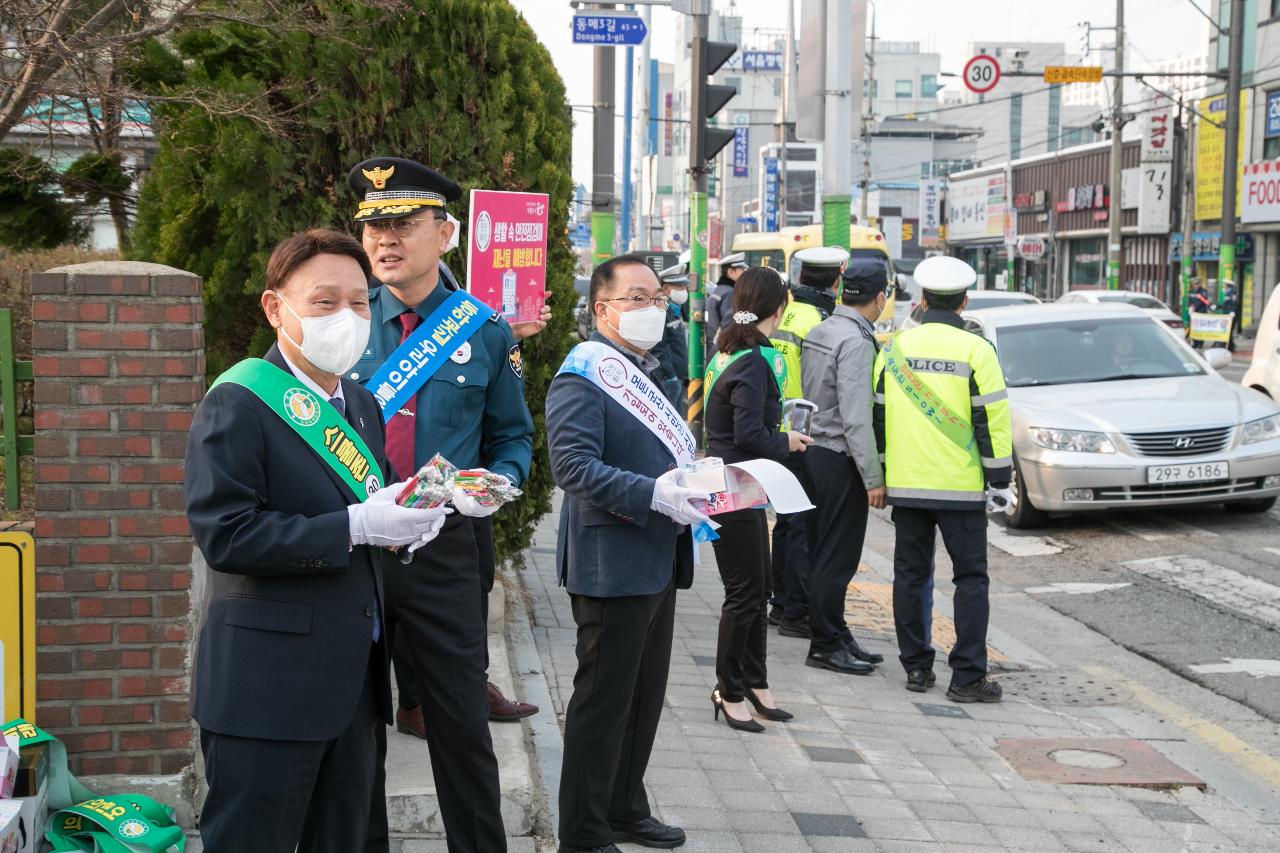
[724,459,815,513]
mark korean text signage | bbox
[1054,184,1106,213]
[1,533,35,722]
[1143,108,1174,161]
[1138,108,1173,233]
[1016,236,1046,260]
[1168,231,1255,262]
[1196,92,1248,221]
[1242,160,1280,224]
[945,173,1006,242]
[764,156,780,232]
[919,180,941,247]
[467,190,549,324]
[571,11,648,46]
[739,51,783,72]
[1013,190,1046,210]
[732,127,749,177]
[1267,91,1280,138]
[1043,66,1103,84]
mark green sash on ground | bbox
[2,718,94,810]
[882,340,977,456]
[703,345,787,408]
[210,358,382,501]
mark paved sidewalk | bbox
[521,499,1280,852]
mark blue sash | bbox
[366,290,492,416]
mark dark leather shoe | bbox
[843,636,885,665]
[610,816,686,848]
[557,845,622,853]
[805,648,875,675]
[906,669,936,693]
[395,705,427,739]
[947,676,1003,703]
[487,681,538,721]
[767,610,783,627]
[777,617,812,639]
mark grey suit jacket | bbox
[546,333,694,598]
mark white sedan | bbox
[1057,289,1185,333]
[900,289,1039,331]
[964,303,1280,528]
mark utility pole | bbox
[1220,0,1245,297]
[823,0,853,249]
[1105,0,1124,290]
[1180,99,1196,313]
[638,4,652,249]
[776,0,795,229]
[621,3,635,251]
[859,1,875,225]
[591,2,617,266]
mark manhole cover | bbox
[998,671,1132,706]
[1049,748,1126,770]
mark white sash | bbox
[556,340,697,466]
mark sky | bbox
[510,0,1211,188]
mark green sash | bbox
[881,340,977,456]
[703,345,787,408]
[2,718,94,810]
[209,358,382,501]
[45,794,185,853]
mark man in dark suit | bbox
[547,254,709,853]
[185,229,450,853]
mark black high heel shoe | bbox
[712,689,765,733]
[745,689,793,722]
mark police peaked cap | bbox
[348,156,463,222]
[717,252,748,269]
[658,263,689,285]
[913,255,976,295]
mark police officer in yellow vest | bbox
[767,246,846,638]
[872,255,1013,703]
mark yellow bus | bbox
[730,224,900,342]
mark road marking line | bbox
[1084,665,1280,789]
[987,522,1065,556]
[1025,582,1132,595]
[1106,518,1171,541]
[1265,547,1280,559]
[1189,659,1280,678]
[1123,555,1280,625]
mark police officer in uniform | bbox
[348,157,534,852]
[800,256,891,675]
[650,260,690,412]
[705,251,748,343]
[872,256,1012,703]
[767,246,847,639]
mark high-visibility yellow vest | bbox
[769,298,825,399]
[872,319,1012,510]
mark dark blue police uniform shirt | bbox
[349,281,534,486]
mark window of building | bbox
[1061,126,1095,148]
[1218,0,1257,72]
[1273,0,1280,18]
[895,80,913,99]
[1069,237,1106,287]
[1266,136,1280,158]
[921,74,939,97]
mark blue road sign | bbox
[572,12,648,47]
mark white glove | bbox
[349,480,452,548]
[650,469,711,527]
[450,469,508,518]
[986,485,1015,514]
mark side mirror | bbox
[1203,347,1232,370]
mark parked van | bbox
[1242,287,1280,398]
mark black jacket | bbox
[705,344,790,465]
[185,344,394,741]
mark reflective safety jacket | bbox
[872,309,1012,510]
[769,287,834,399]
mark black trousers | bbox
[709,508,771,701]
[769,451,814,621]
[200,647,381,853]
[395,517,496,709]
[366,514,505,853]
[804,445,870,653]
[559,579,677,849]
[891,506,990,687]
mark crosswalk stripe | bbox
[1123,555,1280,625]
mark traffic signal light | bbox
[693,37,737,164]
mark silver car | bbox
[965,303,1280,528]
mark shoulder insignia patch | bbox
[488,311,503,324]
[508,344,524,378]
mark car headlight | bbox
[1242,414,1280,445]
[1029,427,1116,454]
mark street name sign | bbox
[1043,66,1104,84]
[963,55,1000,94]
[572,11,648,47]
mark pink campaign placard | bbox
[467,189,549,324]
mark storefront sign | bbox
[1195,92,1248,221]
[946,173,1006,242]
[1016,236,1046,260]
[763,156,779,232]
[732,127,749,177]
[1242,160,1280,224]
[1055,183,1106,213]
[1168,231,1255,262]
[664,91,673,156]
[1142,107,1174,162]
[1013,190,1046,210]
[1267,91,1280,138]
[919,180,942,247]
[1137,163,1172,234]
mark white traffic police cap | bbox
[790,246,849,285]
[716,251,748,268]
[914,255,977,294]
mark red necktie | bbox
[385,311,419,480]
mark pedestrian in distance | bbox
[345,156,534,853]
[705,251,748,344]
[650,260,692,413]
[704,266,811,732]
[768,246,847,641]
[547,253,708,853]
[801,255,891,676]
[1220,279,1241,352]
[873,255,1013,703]
[185,229,450,853]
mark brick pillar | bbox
[32,261,204,787]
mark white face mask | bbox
[278,296,371,376]
[667,289,689,306]
[607,304,667,351]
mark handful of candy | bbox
[395,453,523,509]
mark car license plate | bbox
[1146,461,1229,484]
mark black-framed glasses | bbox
[362,217,442,238]
[601,295,670,310]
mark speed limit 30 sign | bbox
[964,54,1000,94]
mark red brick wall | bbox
[32,263,204,777]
